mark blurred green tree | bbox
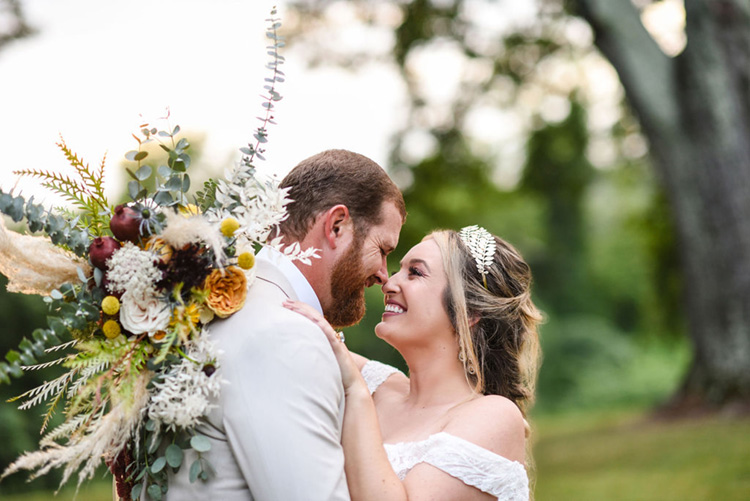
[287,0,744,410]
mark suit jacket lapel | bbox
[254,257,300,301]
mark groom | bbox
[166,150,406,500]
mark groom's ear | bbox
[323,204,352,249]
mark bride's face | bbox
[374,239,453,344]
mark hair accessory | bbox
[459,225,496,288]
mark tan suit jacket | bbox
[165,258,350,500]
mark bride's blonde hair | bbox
[428,230,542,493]
[428,230,542,414]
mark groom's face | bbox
[324,201,403,328]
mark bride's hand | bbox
[283,300,365,394]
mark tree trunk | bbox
[574,0,750,407]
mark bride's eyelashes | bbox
[408,266,424,278]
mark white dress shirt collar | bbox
[257,246,323,315]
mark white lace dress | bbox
[360,360,530,501]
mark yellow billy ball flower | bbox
[180,204,201,216]
[238,251,255,270]
[220,217,240,238]
[103,320,121,339]
[101,296,121,316]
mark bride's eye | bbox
[408,266,424,277]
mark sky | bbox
[0,0,407,207]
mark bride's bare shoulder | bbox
[349,351,370,371]
[444,395,526,463]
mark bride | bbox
[284,226,542,500]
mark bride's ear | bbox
[323,204,352,249]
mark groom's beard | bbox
[325,236,367,328]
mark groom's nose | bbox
[371,255,389,286]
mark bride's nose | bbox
[381,272,400,295]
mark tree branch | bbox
[0,0,34,51]
[571,0,679,136]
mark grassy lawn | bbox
[533,408,750,500]
[0,478,112,501]
[3,408,749,500]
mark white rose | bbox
[119,291,171,335]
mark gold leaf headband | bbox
[459,225,496,288]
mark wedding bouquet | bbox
[0,9,312,500]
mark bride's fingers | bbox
[283,300,341,346]
[283,300,361,387]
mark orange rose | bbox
[143,237,173,264]
[204,266,247,318]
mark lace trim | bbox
[361,360,402,395]
[384,432,529,500]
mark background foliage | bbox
[2,1,749,499]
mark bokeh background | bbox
[1,1,749,499]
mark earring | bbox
[458,349,476,375]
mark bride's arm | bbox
[284,300,409,501]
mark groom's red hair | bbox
[278,149,406,241]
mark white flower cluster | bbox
[107,242,170,335]
[209,164,318,263]
[146,333,223,431]
[210,166,291,242]
[106,243,162,298]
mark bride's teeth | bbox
[385,304,405,314]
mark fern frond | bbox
[40,412,90,446]
[40,384,67,434]
[46,340,78,354]
[66,360,110,398]
[13,169,90,210]
[13,369,77,410]
[21,355,71,371]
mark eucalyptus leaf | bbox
[131,483,143,500]
[125,150,139,162]
[165,177,183,191]
[154,191,174,206]
[158,165,171,178]
[182,175,191,192]
[136,165,153,181]
[189,459,201,483]
[94,267,103,287]
[190,434,211,453]
[147,483,163,500]
[151,456,167,474]
[8,196,24,222]
[165,444,184,468]
[76,267,88,284]
[134,151,149,161]
[128,181,141,200]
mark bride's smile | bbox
[375,239,453,345]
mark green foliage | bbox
[536,314,689,413]
[13,139,111,237]
[0,191,90,256]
